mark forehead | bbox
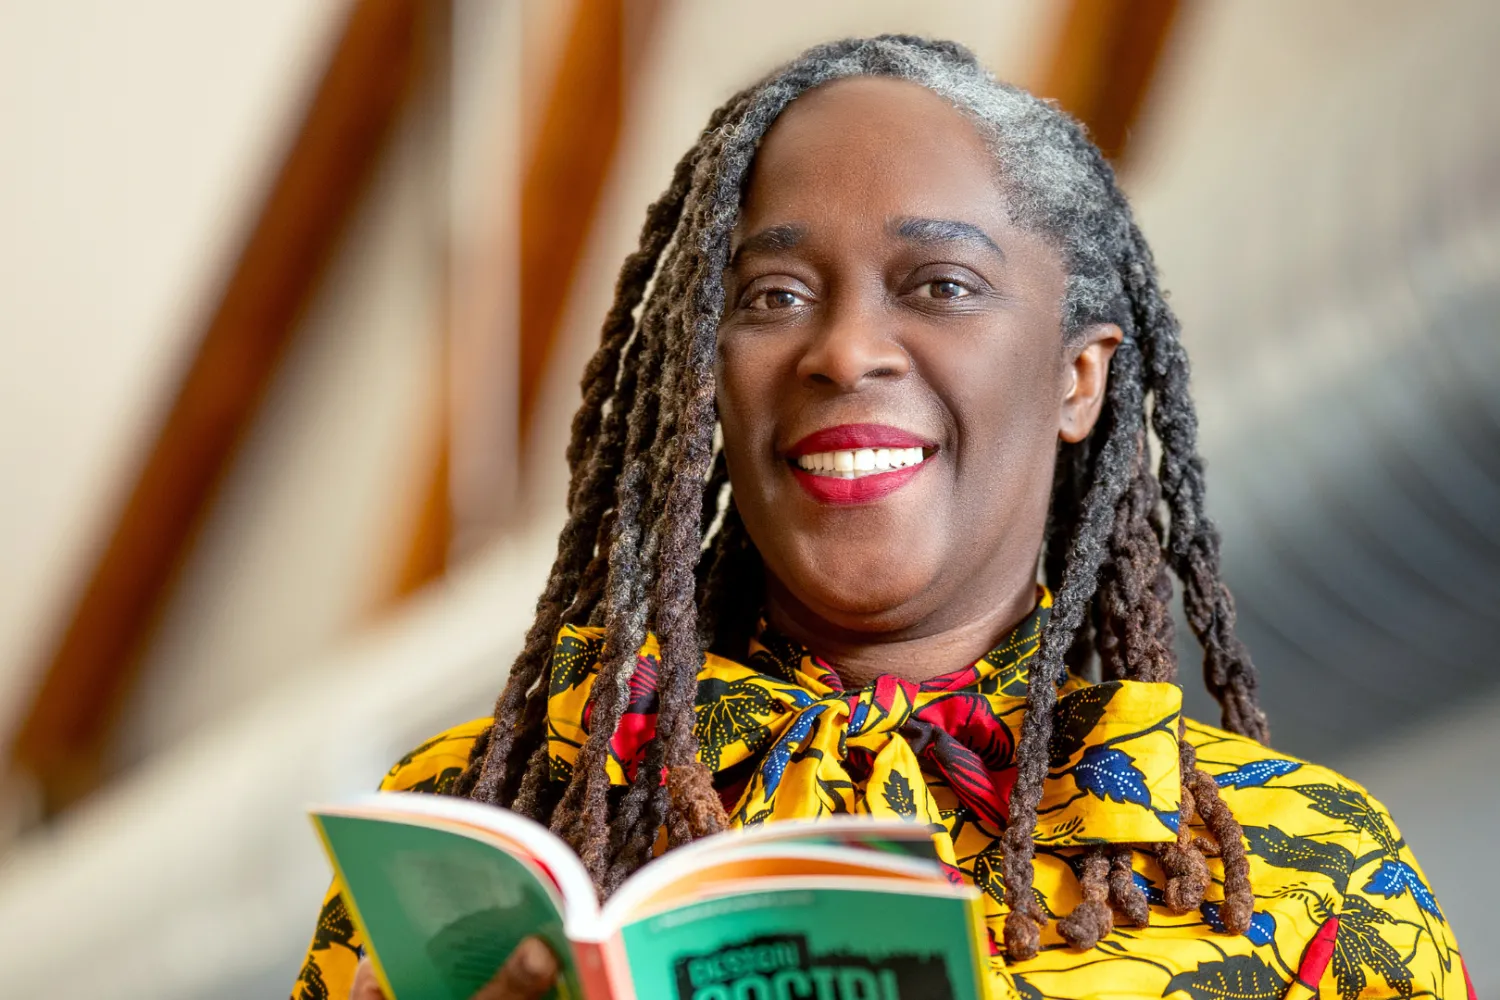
[738,76,1007,231]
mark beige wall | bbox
[111,95,448,770]
[0,0,468,775]
[1131,4,1498,985]
[0,0,351,745]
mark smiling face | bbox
[715,77,1119,649]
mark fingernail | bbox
[518,937,553,978]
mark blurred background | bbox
[0,1,1495,995]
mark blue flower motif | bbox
[1201,901,1277,945]
[1071,747,1150,806]
[1155,808,1181,833]
[1213,758,1303,788]
[1363,859,1444,919]
[762,705,824,797]
[847,698,870,735]
[783,687,815,709]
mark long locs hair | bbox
[452,36,1269,961]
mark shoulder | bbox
[1185,717,1385,806]
[1187,720,1469,992]
[378,716,492,794]
[1184,717,1397,836]
[1184,717,1413,893]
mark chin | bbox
[793,562,939,631]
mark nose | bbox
[795,299,910,391]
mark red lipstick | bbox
[784,423,936,506]
[786,423,933,457]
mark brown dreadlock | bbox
[453,36,1268,961]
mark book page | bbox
[605,817,944,923]
[329,792,599,918]
[604,846,945,927]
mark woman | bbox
[295,36,1469,1000]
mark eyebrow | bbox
[890,216,1003,257]
[729,223,807,265]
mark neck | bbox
[762,574,1040,688]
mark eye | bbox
[917,279,972,300]
[745,287,807,311]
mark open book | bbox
[311,793,989,1000]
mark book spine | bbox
[571,937,633,1000]
[964,893,992,999]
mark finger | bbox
[350,957,387,1000]
[472,936,559,1000]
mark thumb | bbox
[472,937,559,1000]
[350,957,387,999]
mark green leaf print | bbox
[549,632,604,696]
[1241,824,1356,894]
[693,677,776,769]
[882,771,917,816]
[1163,954,1287,1000]
[1289,783,1399,855]
[1332,896,1412,1000]
[1048,683,1119,768]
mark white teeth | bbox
[795,446,929,478]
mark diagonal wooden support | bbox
[11,0,429,813]
[1037,0,1182,163]
[517,0,663,449]
[423,0,664,576]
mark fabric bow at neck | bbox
[546,589,1186,860]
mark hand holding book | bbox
[348,939,557,1000]
[311,793,988,1000]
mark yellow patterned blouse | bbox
[294,593,1471,1000]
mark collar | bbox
[549,587,1184,847]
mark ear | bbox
[1059,323,1123,444]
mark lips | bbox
[784,423,936,505]
[786,423,934,457]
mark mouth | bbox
[784,424,937,504]
[792,445,928,478]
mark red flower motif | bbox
[922,661,983,692]
[586,653,665,782]
[610,710,659,782]
[808,655,842,691]
[627,653,660,713]
[910,694,1016,828]
[870,674,917,718]
[1294,916,1339,988]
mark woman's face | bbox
[716,77,1118,639]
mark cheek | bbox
[714,339,776,475]
[941,339,1064,499]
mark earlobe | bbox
[1059,323,1123,444]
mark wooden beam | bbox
[11,0,427,812]
[391,412,453,599]
[1037,0,1182,163]
[383,0,455,603]
[517,0,661,448]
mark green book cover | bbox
[312,810,585,1000]
[620,885,986,1000]
[310,795,986,1000]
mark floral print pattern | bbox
[295,591,1470,999]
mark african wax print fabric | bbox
[294,591,1471,1000]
